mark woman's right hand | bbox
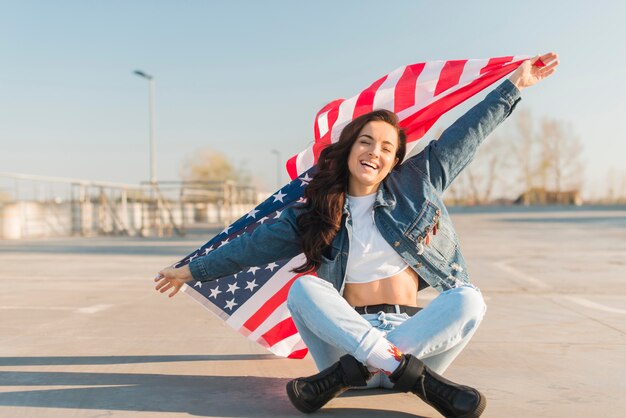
[154,265,194,298]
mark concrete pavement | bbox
[1,207,625,417]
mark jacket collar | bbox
[342,181,396,214]
[375,182,396,208]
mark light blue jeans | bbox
[286,275,487,389]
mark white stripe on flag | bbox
[372,65,406,111]
[317,111,330,138]
[458,59,488,86]
[413,60,446,109]
[397,60,469,121]
[330,95,359,143]
[295,147,315,178]
[246,301,292,342]
[404,141,421,159]
[265,331,308,356]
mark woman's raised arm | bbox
[407,53,559,193]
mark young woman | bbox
[155,53,559,418]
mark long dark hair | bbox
[292,109,407,274]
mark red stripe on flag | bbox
[261,316,299,347]
[402,59,524,142]
[394,63,425,114]
[241,273,306,333]
[480,56,514,74]
[434,60,467,96]
[288,348,309,359]
[311,138,331,164]
[286,155,299,180]
[353,75,388,119]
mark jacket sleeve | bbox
[188,205,304,282]
[406,79,521,193]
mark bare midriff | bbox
[343,266,420,307]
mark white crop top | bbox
[345,193,409,284]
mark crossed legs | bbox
[286,275,486,380]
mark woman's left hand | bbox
[508,52,559,91]
[154,265,194,298]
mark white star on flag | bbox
[194,281,202,288]
[272,190,287,203]
[247,266,260,275]
[299,173,312,186]
[209,286,221,299]
[218,238,230,248]
[265,262,279,272]
[246,209,259,219]
[257,216,269,224]
[274,210,283,219]
[245,279,258,292]
[221,226,231,235]
[224,299,238,310]
[227,282,240,294]
[204,246,213,255]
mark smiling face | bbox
[347,120,400,196]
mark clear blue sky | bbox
[1,0,624,198]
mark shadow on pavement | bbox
[0,354,276,366]
[0,243,200,256]
[0,370,425,417]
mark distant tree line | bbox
[445,109,589,206]
[179,116,626,206]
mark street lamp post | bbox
[271,149,281,190]
[133,70,156,185]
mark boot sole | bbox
[286,380,317,414]
[457,392,487,418]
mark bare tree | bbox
[462,134,513,204]
[508,109,541,205]
[448,109,585,205]
[539,118,584,199]
[180,148,238,182]
[604,167,626,204]
[446,170,469,205]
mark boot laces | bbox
[313,372,341,395]
[424,374,456,403]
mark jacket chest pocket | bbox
[403,201,456,266]
[318,243,343,280]
[321,242,342,261]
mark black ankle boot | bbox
[389,354,486,418]
[286,354,372,413]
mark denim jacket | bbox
[189,79,521,294]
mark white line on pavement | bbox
[0,304,113,314]
[492,260,552,290]
[560,296,626,315]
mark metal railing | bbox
[0,173,258,239]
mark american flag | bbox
[179,55,526,359]
[179,169,315,359]
[287,55,528,179]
